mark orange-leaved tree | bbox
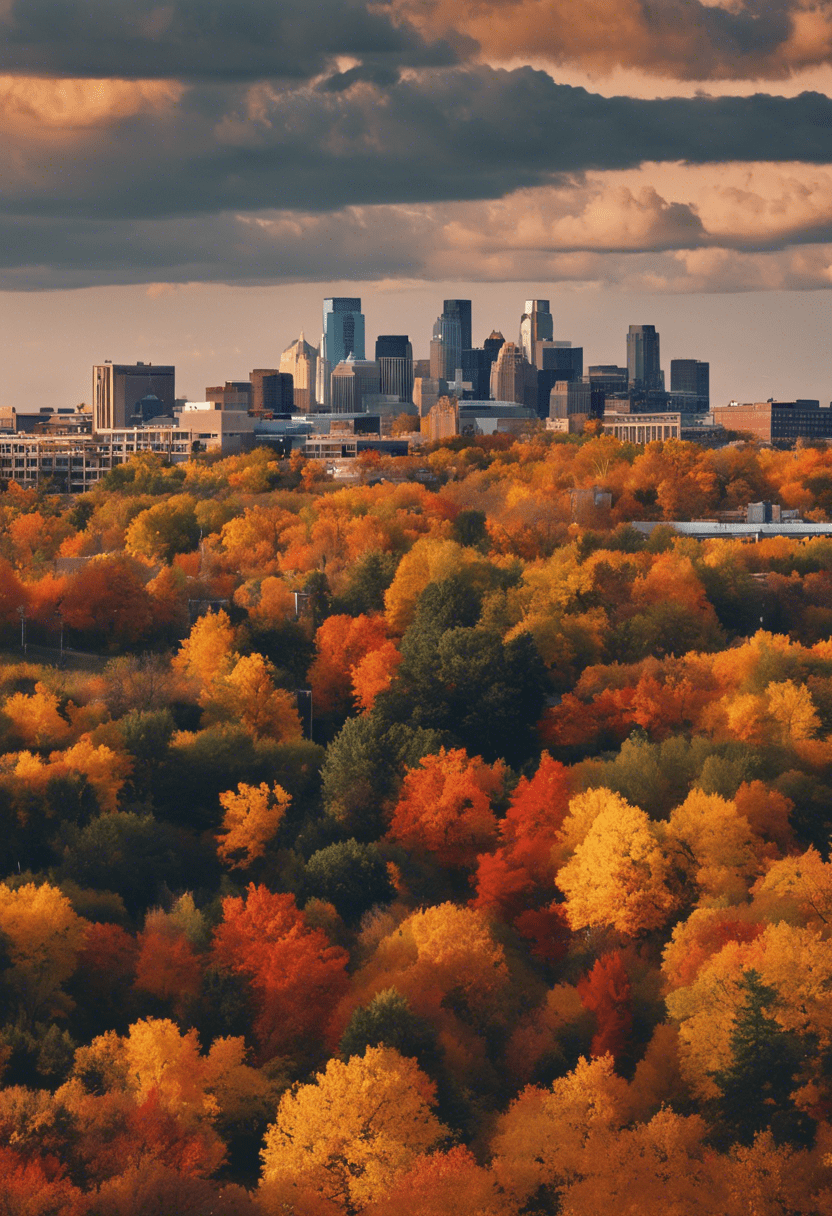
[351,641,402,714]
[308,613,389,719]
[473,752,571,918]
[577,952,633,1061]
[211,884,349,1060]
[386,748,503,869]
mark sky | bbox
[1,0,831,409]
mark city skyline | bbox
[1,281,828,415]
[0,0,830,412]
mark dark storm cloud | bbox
[0,0,461,79]
[2,63,832,288]
[0,0,823,83]
[2,68,832,222]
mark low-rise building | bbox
[712,400,832,445]
[0,411,255,491]
[602,411,681,442]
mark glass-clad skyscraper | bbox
[323,298,365,366]
[626,324,661,392]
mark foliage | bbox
[1,435,832,1210]
[304,839,395,923]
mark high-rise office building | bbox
[330,356,381,413]
[549,380,592,420]
[484,331,505,363]
[490,342,537,408]
[588,365,629,395]
[316,339,331,411]
[430,320,447,382]
[627,325,662,392]
[535,345,583,418]
[279,332,318,412]
[92,362,175,432]
[671,359,710,400]
[520,300,554,367]
[323,297,365,365]
[432,313,462,381]
[375,336,414,403]
[536,341,581,375]
[250,369,294,414]
[443,299,472,353]
[462,348,493,400]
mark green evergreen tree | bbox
[339,988,440,1072]
[304,839,394,923]
[711,969,815,1148]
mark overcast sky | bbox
[1,0,831,408]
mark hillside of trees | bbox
[3,433,832,1213]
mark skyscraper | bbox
[670,359,709,398]
[535,345,583,418]
[331,356,381,413]
[483,331,505,364]
[443,299,472,353]
[279,332,318,412]
[520,300,554,367]
[323,297,365,365]
[432,312,462,381]
[462,348,492,400]
[626,325,662,392]
[490,341,537,407]
[375,336,414,402]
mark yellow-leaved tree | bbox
[216,782,291,868]
[260,1046,448,1215]
[664,789,764,906]
[555,793,678,936]
[217,654,302,742]
[0,881,87,1022]
[3,682,72,749]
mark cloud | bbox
[392,0,832,81]
[0,0,460,80]
[0,68,831,226]
[3,0,828,84]
[3,162,832,291]
[0,75,183,130]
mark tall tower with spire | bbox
[279,330,318,412]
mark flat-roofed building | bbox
[250,369,294,414]
[712,400,832,445]
[93,362,175,432]
[205,381,252,411]
[549,380,591,419]
[0,412,254,492]
[331,357,381,413]
[602,411,681,442]
[375,335,414,402]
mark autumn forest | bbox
[4,432,832,1214]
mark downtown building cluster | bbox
[2,296,832,491]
